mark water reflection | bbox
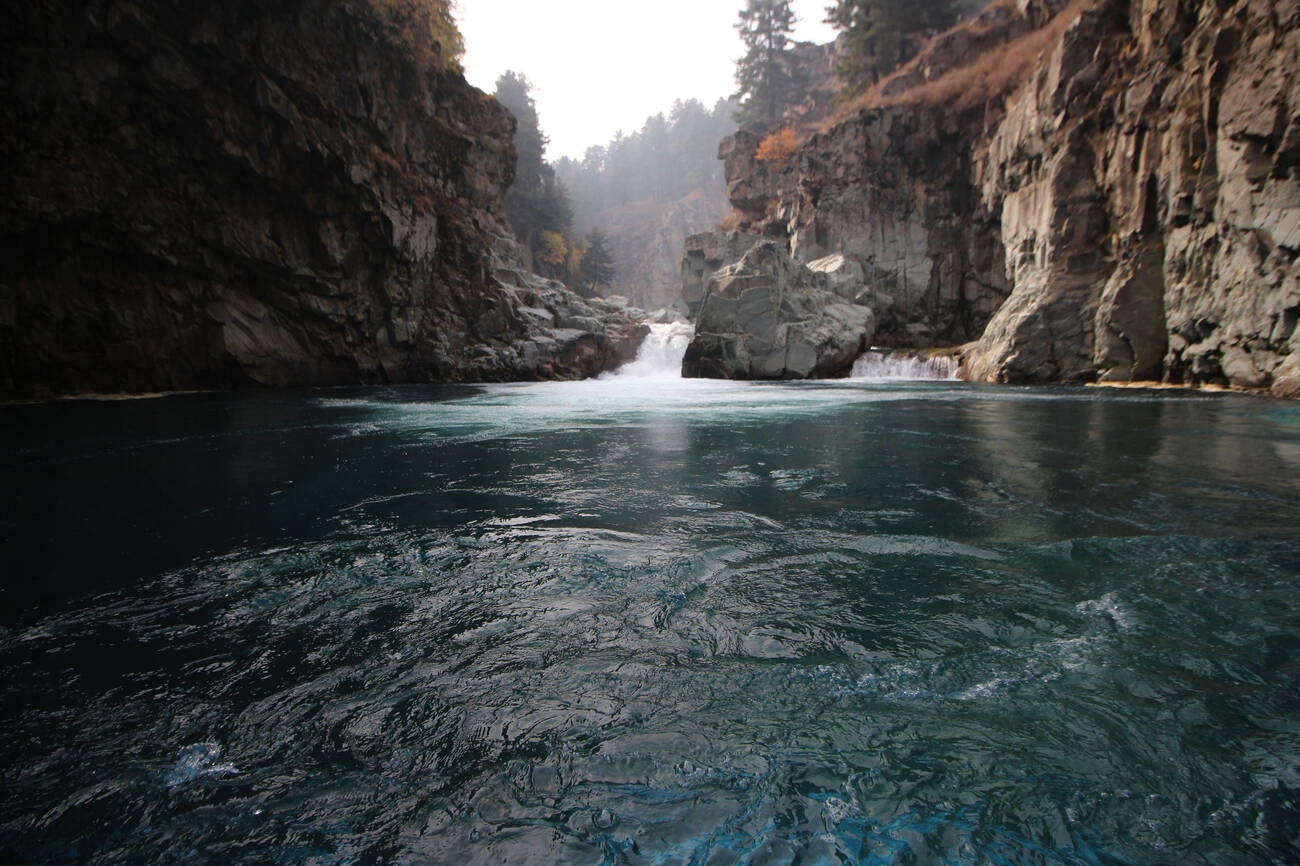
[1,382,1297,865]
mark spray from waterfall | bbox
[851,349,959,381]
[613,321,694,378]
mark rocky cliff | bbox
[0,0,642,398]
[687,0,1300,397]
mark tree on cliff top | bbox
[580,228,616,297]
[734,0,803,125]
[493,71,577,277]
[364,0,464,70]
[827,0,959,92]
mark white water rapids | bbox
[612,323,958,381]
[851,349,960,381]
[609,321,695,378]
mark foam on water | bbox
[605,320,694,379]
[851,349,960,380]
[164,742,238,788]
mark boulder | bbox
[682,242,875,379]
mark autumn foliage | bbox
[364,0,464,71]
[755,127,798,164]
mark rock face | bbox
[967,0,1300,395]
[690,0,1300,396]
[0,0,641,397]
[681,242,875,379]
[594,188,730,311]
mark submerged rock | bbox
[681,242,875,379]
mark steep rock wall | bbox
[0,0,640,397]
[693,0,1299,395]
[968,0,1300,394]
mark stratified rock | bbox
[681,242,875,379]
[691,108,1010,350]
[955,0,1300,389]
[0,0,637,397]
[680,230,761,318]
[695,0,1300,394]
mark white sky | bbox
[457,0,837,161]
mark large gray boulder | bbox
[682,242,875,379]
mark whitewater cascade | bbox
[613,321,694,378]
[851,349,960,380]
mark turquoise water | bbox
[2,376,1298,865]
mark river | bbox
[2,326,1298,865]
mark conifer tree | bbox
[580,228,616,297]
[827,0,959,92]
[493,71,576,273]
[734,0,799,125]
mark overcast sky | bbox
[457,0,838,161]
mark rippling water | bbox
[3,372,1299,865]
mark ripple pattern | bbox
[1,381,1298,865]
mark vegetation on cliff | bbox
[734,0,805,125]
[827,0,960,91]
[362,0,464,70]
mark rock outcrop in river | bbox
[684,0,1300,397]
[681,241,875,379]
[0,0,642,397]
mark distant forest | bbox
[493,70,736,302]
[553,98,738,235]
[491,0,970,305]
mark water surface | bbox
[2,370,1298,865]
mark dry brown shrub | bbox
[755,127,799,164]
[717,209,746,231]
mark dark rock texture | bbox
[0,0,641,397]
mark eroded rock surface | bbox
[966,0,1300,393]
[681,242,875,379]
[0,0,639,397]
[688,0,1299,395]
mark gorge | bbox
[2,3,1299,865]
[4,0,1297,398]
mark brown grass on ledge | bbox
[824,0,1097,126]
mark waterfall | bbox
[613,321,694,378]
[851,349,959,381]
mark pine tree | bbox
[580,228,616,297]
[734,0,799,126]
[493,71,576,273]
[827,0,959,93]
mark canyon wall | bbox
[0,0,640,398]
[688,0,1299,396]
